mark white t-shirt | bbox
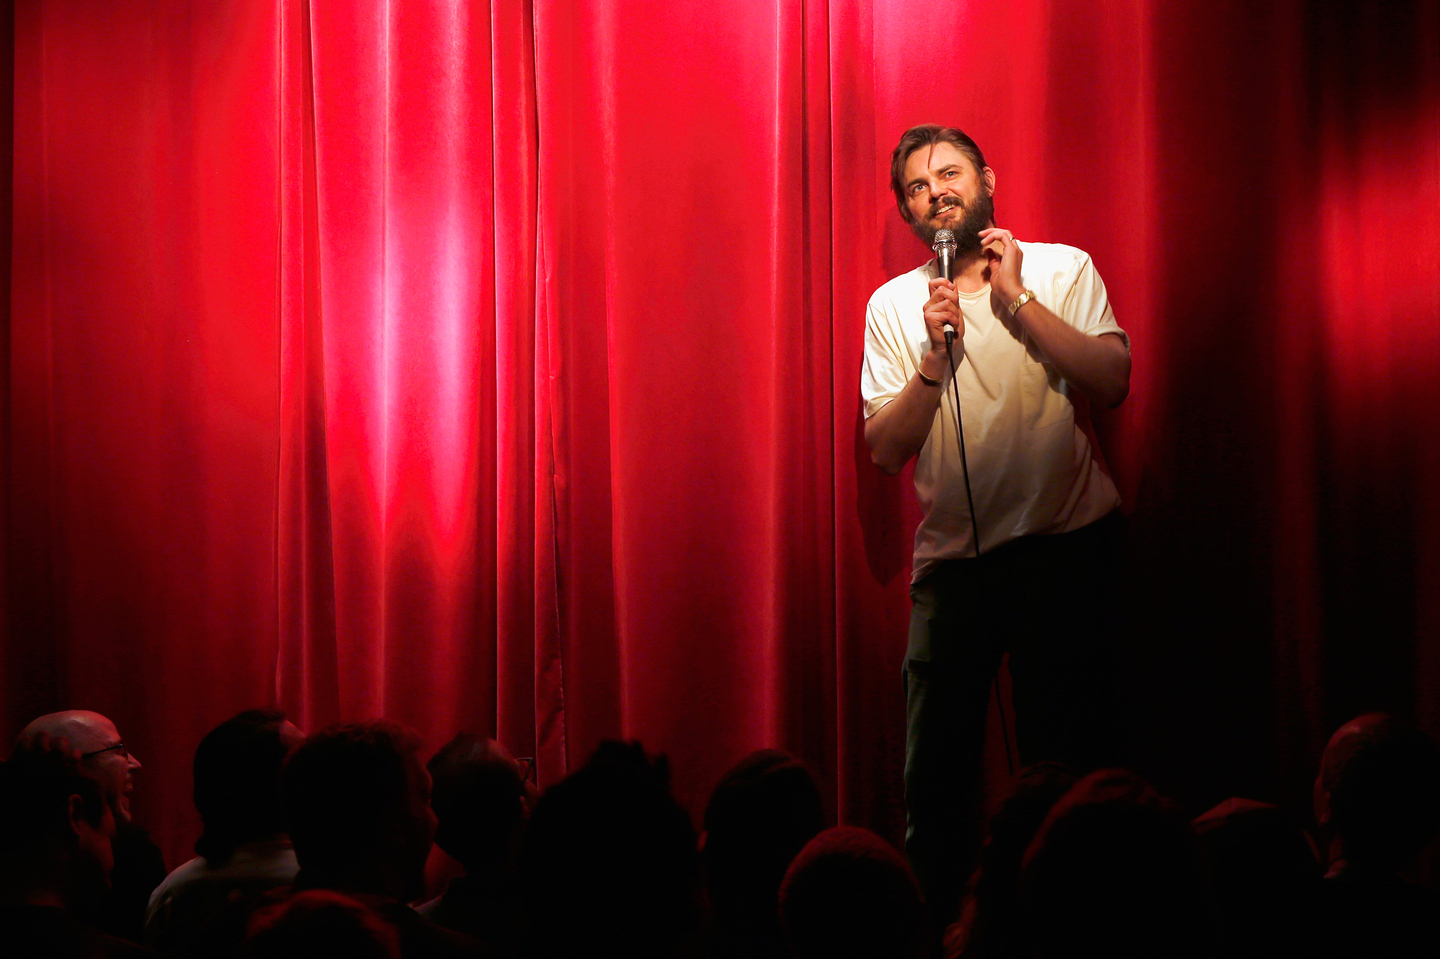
[860,241,1128,582]
[144,839,299,950]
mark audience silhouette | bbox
[279,720,476,958]
[779,825,927,959]
[944,761,1079,959]
[416,733,528,956]
[702,749,826,959]
[0,733,153,957]
[1018,768,1215,959]
[518,740,699,959]
[1192,797,1322,958]
[1312,712,1440,957]
[243,889,401,959]
[7,707,1440,958]
[19,711,165,946]
[144,709,304,953]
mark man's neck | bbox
[951,252,992,295]
[947,220,997,295]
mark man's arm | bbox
[864,278,963,474]
[1009,303,1130,408]
[865,357,948,475]
[979,228,1131,408]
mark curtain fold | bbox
[5,0,1440,868]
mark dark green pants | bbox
[903,511,1124,922]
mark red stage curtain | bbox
[4,0,1439,870]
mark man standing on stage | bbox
[861,124,1132,919]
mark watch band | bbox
[1006,289,1037,316]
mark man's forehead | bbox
[22,709,120,749]
[904,141,974,180]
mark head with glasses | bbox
[19,710,142,822]
[426,733,531,875]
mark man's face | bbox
[74,799,117,885]
[74,715,142,824]
[901,141,995,252]
[400,751,439,901]
[65,798,117,910]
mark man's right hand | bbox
[924,277,963,355]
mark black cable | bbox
[944,335,981,559]
[944,335,1015,778]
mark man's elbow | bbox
[1100,348,1131,408]
[871,448,905,475]
[864,424,905,475]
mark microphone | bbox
[932,229,957,347]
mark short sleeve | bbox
[1058,254,1129,352]
[860,299,911,419]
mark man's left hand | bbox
[979,227,1025,312]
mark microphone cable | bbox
[944,323,1017,778]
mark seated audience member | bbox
[1192,797,1321,958]
[1311,713,1440,958]
[145,709,304,953]
[518,740,699,959]
[415,734,528,954]
[184,720,475,959]
[243,889,400,959]
[0,733,153,957]
[778,826,927,959]
[943,762,1079,959]
[20,711,166,945]
[701,749,825,959]
[281,720,477,959]
[1018,769,1214,959]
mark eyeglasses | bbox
[81,742,128,760]
[517,756,537,784]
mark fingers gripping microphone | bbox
[932,229,957,347]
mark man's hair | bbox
[1324,715,1440,868]
[282,720,425,880]
[950,762,1081,959]
[778,826,926,959]
[889,124,989,225]
[194,708,294,866]
[1192,799,1321,955]
[426,732,525,869]
[519,740,699,958]
[0,743,107,874]
[703,749,825,944]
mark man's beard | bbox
[912,188,995,254]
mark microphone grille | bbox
[932,229,955,250]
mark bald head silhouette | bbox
[20,711,142,823]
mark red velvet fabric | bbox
[4,0,1438,870]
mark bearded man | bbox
[860,124,1131,920]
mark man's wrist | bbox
[919,350,949,385]
[1004,288,1036,317]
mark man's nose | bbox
[127,752,142,771]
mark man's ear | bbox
[983,166,996,197]
[67,793,90,836]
